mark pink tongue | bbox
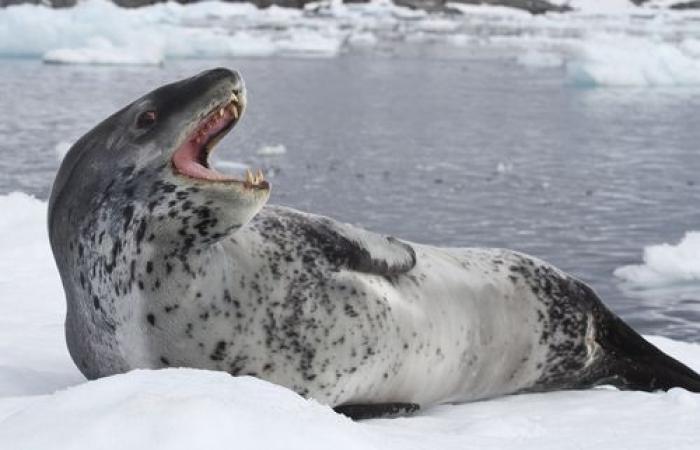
[172,107,237,181]
[172,140,230,181]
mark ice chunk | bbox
[567,35,700,87]
[43,37,164,66]
[256,144,287,156]
[275,31,343,58]
[348,31,379,48]
[615,231,700,288]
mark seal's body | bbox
[49,68,700,419]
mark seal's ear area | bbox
[310,216,417,276]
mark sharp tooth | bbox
[245,169,254,185]
[219,108,225,117]
[232,106,239,120]
[231,93,238,103]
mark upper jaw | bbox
[171,91,269,191]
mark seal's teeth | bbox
[219,108,225,117]
[245,169,254,185]
[231,93,238,103]
[231,106,239,120]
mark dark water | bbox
[1,55,699,341]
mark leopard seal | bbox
[49,68,700,420]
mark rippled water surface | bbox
[1,55,699,340]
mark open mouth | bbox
[172,92,268,190]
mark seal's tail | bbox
[596,311,700,392]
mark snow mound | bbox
[0,370,367,450]
[0,193,83,398]
[615,231,700,288]
[0,191,698,448]
[2,364,700,449]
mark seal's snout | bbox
[200,67,245,97]
[171,67,265,191]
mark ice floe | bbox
[615,231,700,288]
[1,0,700,87]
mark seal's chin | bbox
[172,94,268,190]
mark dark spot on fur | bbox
[210,341,227,361]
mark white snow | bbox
[2,0,700,86]
[615,231,700,288]
[0,193,83,398]
[0,191,698,448]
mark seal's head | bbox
[49,68,270,258]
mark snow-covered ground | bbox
[3,0,700,85]
[0,191,698,449]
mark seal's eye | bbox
[136,110,157,129]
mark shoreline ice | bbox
[2,0,700,85]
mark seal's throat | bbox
[171,93,267,189]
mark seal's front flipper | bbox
[267,207,416,276]
[314,217,416,276]
[334,402,420,420]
